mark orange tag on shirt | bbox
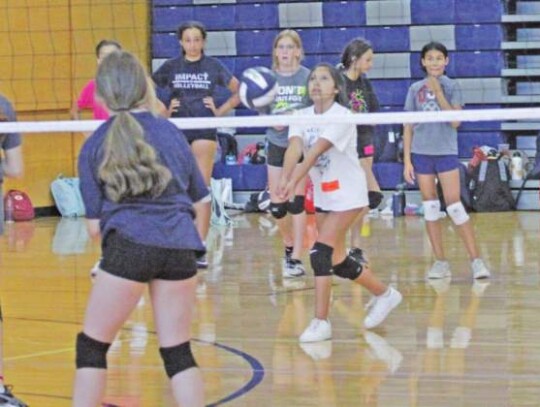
[321,180,340,192]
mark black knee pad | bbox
[310,242,334,277]
[76,332,111,369]
[269,201,288,219]
[160,341,198,378]
[287,195,305,215]
[333,256,364,280]
[368,191,384,210]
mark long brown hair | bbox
[96,51,171,202]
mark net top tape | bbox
[1,107,540,133]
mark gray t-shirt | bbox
[266,66,310,148]
[404,75,463,155]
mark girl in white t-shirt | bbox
[278,63,402,343]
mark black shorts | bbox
[267,141,303,167]
[100,231,198,283]
[315,207,330,213]
[357,132,375,159]
[184,129,218,144]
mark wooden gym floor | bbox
[1,211,539,406]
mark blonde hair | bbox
[96,51,171,202]
[272,29,304,70]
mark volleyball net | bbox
[2,0,540,211]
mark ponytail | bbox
[96,51,171,202]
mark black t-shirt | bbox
[342,74,380,140]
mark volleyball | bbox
[239,66,278,110]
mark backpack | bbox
[4,189,35,221]
[50,176,86,217]
[239,142,266,165]
[471,158,515,212]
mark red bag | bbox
[468,146,487,172]
[4,189,35,221]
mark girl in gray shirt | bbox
[403,42,491,281]
[265,30,310,278]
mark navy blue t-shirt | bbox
[152,54,233,139]
[78,111,208,251]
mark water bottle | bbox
[392,183,406,217]
[226,154,237,165]
[511,151,524,180]
[5,195,14,223]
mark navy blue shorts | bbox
[100,231,198,283]
[412,153,460,175]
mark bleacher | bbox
[151,0,539,209]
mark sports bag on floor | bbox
[50,175,86,217]
[471,159,515,212]
[4,189,35,221]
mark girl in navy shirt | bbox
[153,21,240,267]
[74,51,206,406]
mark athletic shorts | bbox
[184,129,217,144]
[315,207,330,214]
[266,141,303,167]
[100,230,198,283]
[357,133,375,159]
[412,153,460,175]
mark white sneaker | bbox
[299,341,333,360]
[299,318,332,343]
[196,254,209,269]
[427,260,451,279]
[471,258,491,279]
[364,295,377,311]
[364,288,402,329]
[283,258,306,278]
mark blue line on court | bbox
[196,340,265,407]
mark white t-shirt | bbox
[289,103,368,211]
